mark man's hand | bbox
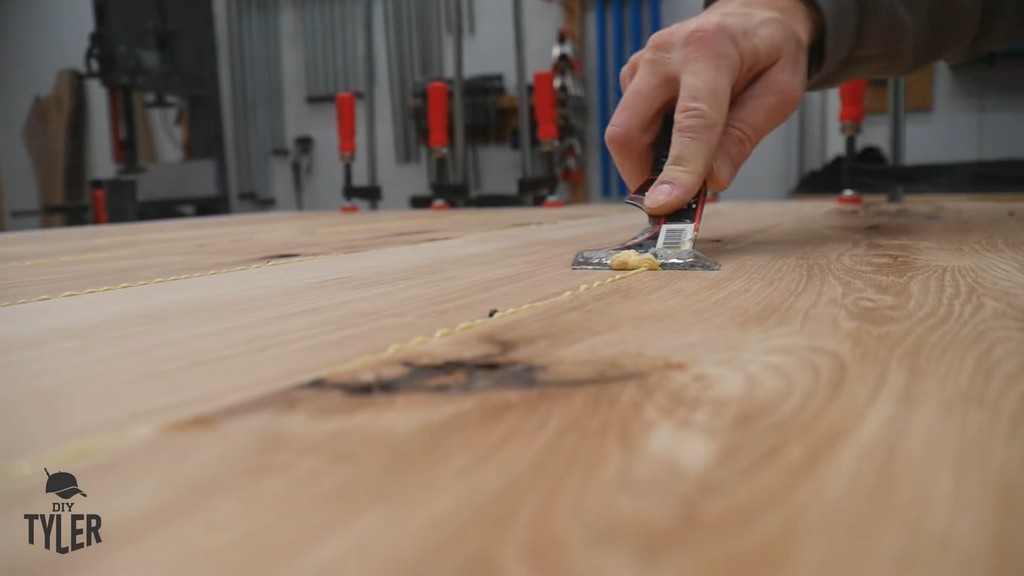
[605,0,821,214]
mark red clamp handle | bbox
[839,79,868,124]
[91,186,108,225]
[533,71,558,142]
[427,81,450,150]
[336,92,356,156]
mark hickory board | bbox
[1,199,1022,575]
[0,206,611,303]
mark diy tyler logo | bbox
[24,468,102,554]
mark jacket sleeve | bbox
[807,0,1024,88]
[705,0,1024,89]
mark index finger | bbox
[645,31,741,215]
[605,55,680,190]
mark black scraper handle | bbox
[650,112,675,175]
[626,113,709,231]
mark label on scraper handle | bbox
[656,223,695,251]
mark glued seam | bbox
[0,254,332,308]
[305,268,649,380]
[0,267,649,480]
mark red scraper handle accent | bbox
[427,81,449,150]
[839,79,868,123]
[533,71,559,142]
[336,93,356,155]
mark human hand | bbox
[606,0,821,214]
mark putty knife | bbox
[572,114,720,271]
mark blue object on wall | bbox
[612,0,627,196]
[650,0,662,35]
[596,0,611,199]
[630,0,643,55]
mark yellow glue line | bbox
[0,267,649,482]
[304,267,649,380]
[0,214,618,308]
[0,251,119,269]
[0,425,158,486]
[0,254,333,309]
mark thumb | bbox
[644,156,712,216]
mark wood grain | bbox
[1,200,1022,575]
[0,206,611,303]
[0,205,684,463]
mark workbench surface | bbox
[1,199,1022,575]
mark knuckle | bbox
[673,101,720,135]
[619,54,639,88]
[679,19,729,54]
[604,123,629,152]
[645,29,678,56]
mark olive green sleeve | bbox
[703,0,1024,89]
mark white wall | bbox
[0,0,113,230]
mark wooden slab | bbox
[0,206,611,304]
[2,204,704,463]
[1,200,1022,575]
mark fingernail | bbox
[645,182,677,210]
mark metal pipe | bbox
[453,0,467,184]
[382,0,405,162]
[252,0,266,155]
[443,0,454,34]
[241,0,260,189]
[596,0,610,199]
[227,0,250,194]
[471,144,481,190]
[409,0,425,83]
[334,0,347,91]
[325,0,336,91]
[346,0,358,90]
[299,0,311,95]
[364,0,378,184]
[268,0,284,149]
[317,0,329,95]
[357,0,366,88]
[393,0,409,160]
[889,76,906,203]
[434,0,445,76]
[401,0,421,162]
[512,0,532,178]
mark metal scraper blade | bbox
[572,112,719,272]
[571,180,720,271]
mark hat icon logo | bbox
[44,468,87,499]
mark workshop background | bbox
[1,0,1023,230]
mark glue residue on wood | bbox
[609,250,661,271]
